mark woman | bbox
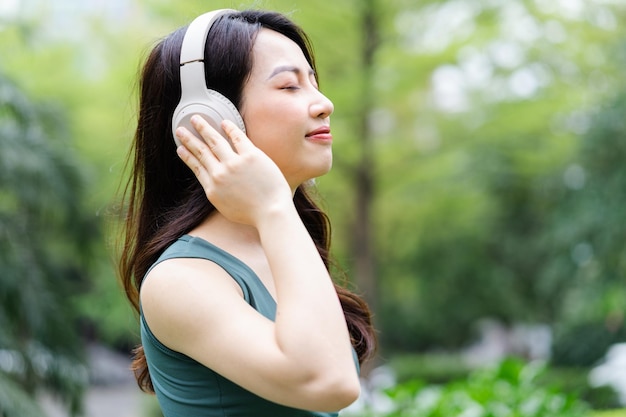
[118,8,376,417]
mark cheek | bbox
[244,103,298,143]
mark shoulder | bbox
[140,257,244,350]
[142,255,242,293]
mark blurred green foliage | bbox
[389,352,470,384]
[594,411,626,417]
[1,0,626,413]
[388,352,621,410]
[355,358,590,417]
[0,71,91,415]
[359,1,626,352]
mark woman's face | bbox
[240,29,335,190]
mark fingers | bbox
[189,116,235,160]
[174,116,254,182]
[175,127,217,188]
[222,119,254,154]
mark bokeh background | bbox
[1,0,626,416]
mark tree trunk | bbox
[352,0,380,318]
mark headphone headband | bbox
[172,8,246,146]
[179,9,235,65]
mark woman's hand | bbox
[175,116,293,226]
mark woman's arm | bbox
[140,117,359,411]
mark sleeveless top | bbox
[140,235,349,417]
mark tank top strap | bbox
[145,234,277,320]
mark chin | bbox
[314,162,333,178]
[321,154,333,172]
[290,157,333,186]
[294,168,331,189]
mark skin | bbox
[239,29,335,190]
[139,29,360,412]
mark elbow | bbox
[310,370,361,412]
[334,376,361,410]
[277,366,361,411]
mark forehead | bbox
[250,29,311,74]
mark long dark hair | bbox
[118,10,376,393]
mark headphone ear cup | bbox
[172,89,246,148]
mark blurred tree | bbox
[3,0,625,372]
[0,72,96,416]
[0,0,169,352]
[349,0,382,315]
[353,0,626,351]
[548,89,626,366]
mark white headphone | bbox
[171,9,246,147]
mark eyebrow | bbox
[267,65,316,80]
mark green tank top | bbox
[140,235,348,417]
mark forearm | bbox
[256,203,355,377]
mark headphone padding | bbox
[172,89,246,147]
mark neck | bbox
[191,211,261,246]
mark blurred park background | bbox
[1,0,626,416]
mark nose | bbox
[311,90,334,119]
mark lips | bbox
[306,126,332,141]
